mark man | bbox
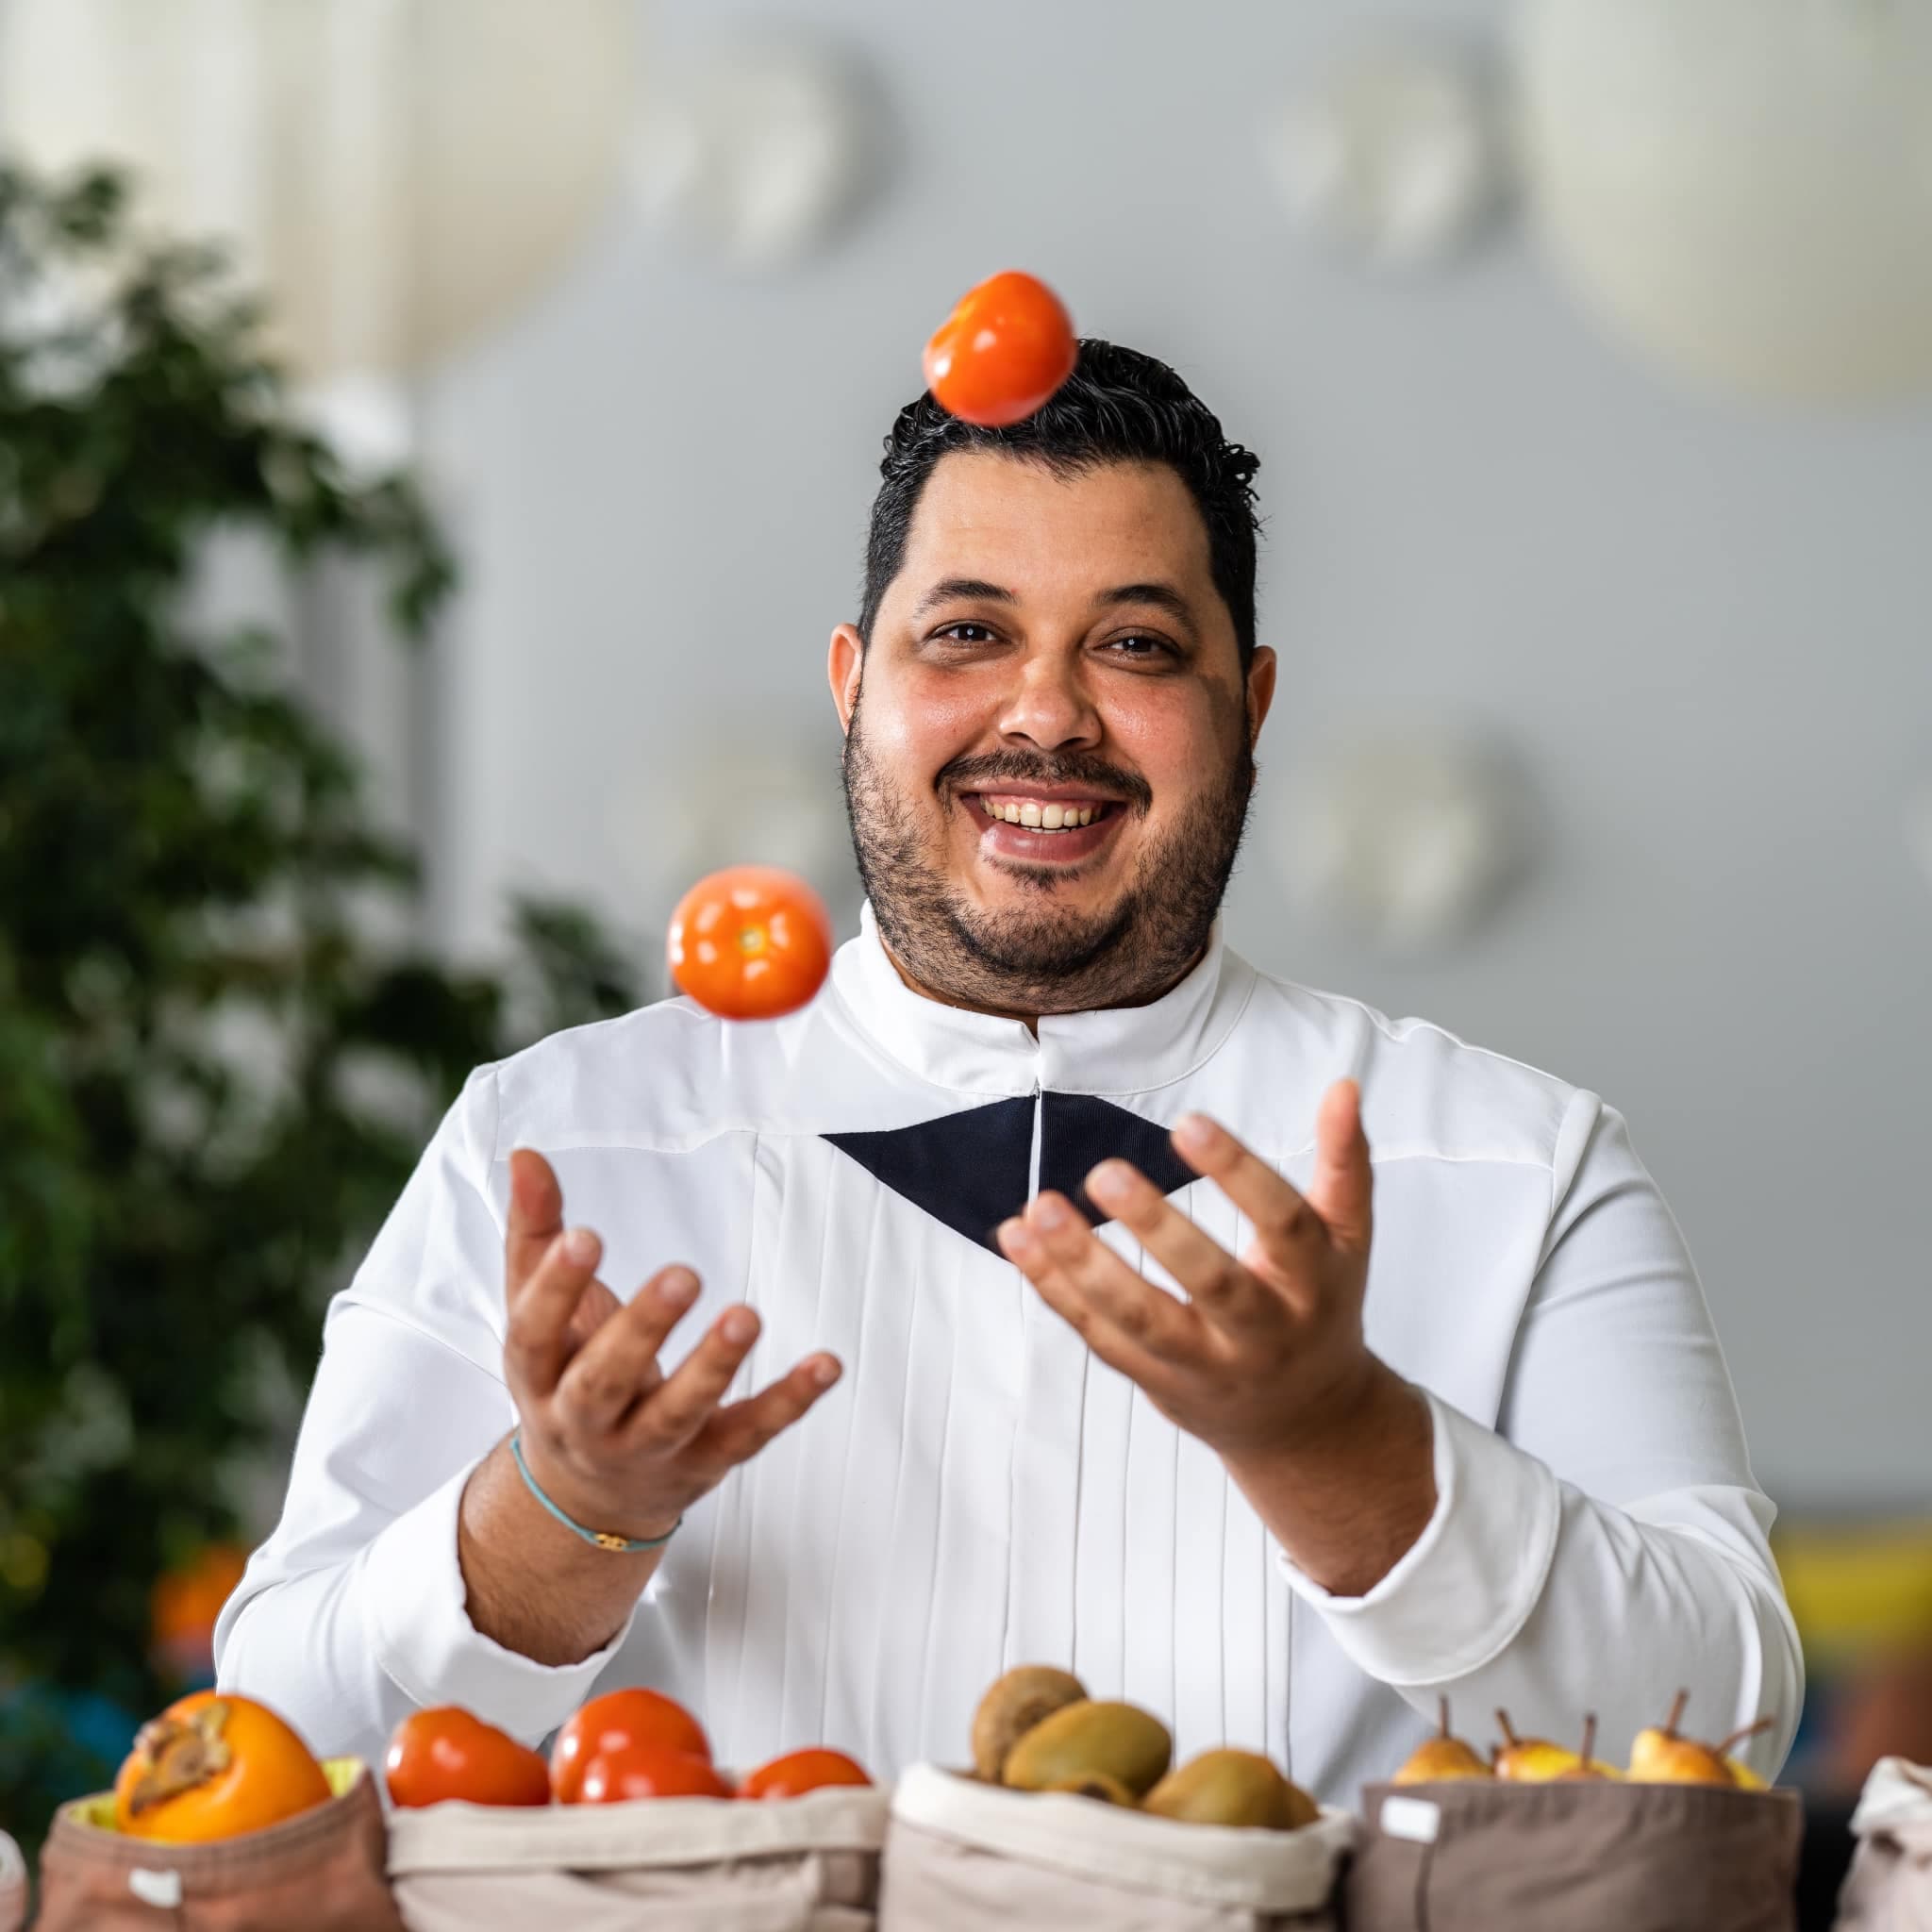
[215,343,1803,1798]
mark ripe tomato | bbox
[551,1688,712,1804]
[385,1707,551,1809]
[738,1748,873,1799]
[666,865,834,1023]
[577,1743,733,1803]
[113,1691,331,1843]
[923,271,1077,427]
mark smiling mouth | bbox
[967,791,1121,832]
[959,791,1129,862]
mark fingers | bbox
[996,1201,1200,1383]
[553,1265,697,1433]
[1081,1160,1274,1334]
[626,1304,767,1453]
[505,1223,606,1399]
[506,1148,566,1293]
[562,1276,624,1358]
[1172,1114,1324,1307]
[696,1354,844,1466]
[1307,1078,1374,1255]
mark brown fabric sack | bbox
[1346,1778,1803,1932]
[1,1828,26,1932]
[33,1758,403,1932]
[384,1781,889,1931]
[1831,1757,1932,1931]
[877,1762,1354,1932]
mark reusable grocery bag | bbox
[34,1758,403,1932]
[1345,1777,1803,1932]
[1832,1757,1932,1931]
[385,1779,890,1932]
[878,1761,1354,1931]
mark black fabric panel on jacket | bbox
[1039,1091,1198,1227]
[823,1094,1037,1250]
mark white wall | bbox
[414,0,1932,1506]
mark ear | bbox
[828,623,865,735]
[1244,644,1277,749]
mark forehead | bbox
[895,451,1216,599]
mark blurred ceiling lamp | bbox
[1513,0,1932,406]
[1261,42,1507,270]
[0,0,639,380]
[1273,734,1535,956]
[628,36,875,273]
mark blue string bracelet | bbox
[509,1432,680,1553]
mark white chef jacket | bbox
[214,907,1803,1800]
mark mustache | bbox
[936,751,1154,815]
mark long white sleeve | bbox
[212,1069,640,1768]
[1278,1098,1804,1778]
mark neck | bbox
[878,940,1208,1035]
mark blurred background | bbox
[2,0,1930,1854]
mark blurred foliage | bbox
[0,162,641,1848]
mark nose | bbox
[994,648,1102,755]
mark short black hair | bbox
[859,339,1263,670]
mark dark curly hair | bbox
[859,339,1264,670]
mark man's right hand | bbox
[503,1147,841,1543]
[456,1148,840,1668]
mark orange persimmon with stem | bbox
[113,1691,331,1842]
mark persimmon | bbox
[113,1691,331,1842]
[551,1688,712,1804]
[666,865,833,1022]
[577,1743,733,1802]
[385,1707,551,1808]
[738,1747,873,1798]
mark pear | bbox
[1554,1714,1624,1782]
[1392,1699,1494,1785]
[1627,1690,1774,1787]
[1491,1709,1580,1782]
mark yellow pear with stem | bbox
[1627,1690,1773,1787]
[1392,1699,1494,1785]
[1491,1709,1580,1782]
[1554,1714,1624,1782]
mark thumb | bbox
[1307,1078,1373,1254]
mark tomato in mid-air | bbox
[738,1748,874,1799]
[551,1688,712,1803]
[923,270,1077,427]
[577,1743,734,1803]
[384,1707,551,1809]
[113,1691,332,1843]
[666,865,834,1023]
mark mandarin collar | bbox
[827,902,1255,1099]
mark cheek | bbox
[1101,684,1224,793]
[878,667,999,774]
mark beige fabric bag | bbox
[1346,1779,1804,1932]
[385,1783,890,1932]
[877,1762,1354,1931]
[0,1828,26,1932]
[33,1759,404,1932]
[1832,1757,1932,1931]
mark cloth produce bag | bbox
[1345,1778,1804,1932]
[1,1828,26,1932]
[877,1762,1354,1931]
[33,1758,404,1932]
[385,1781,889,1932]
[1832,1757,1932,1930]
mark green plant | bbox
[0,162,641,1848]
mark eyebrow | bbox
[909,577,1198,625]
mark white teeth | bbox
[1077,807,1094,826]
[1019,800,1042,827]
[976,797,1105,831]
[1041,805,1065,830]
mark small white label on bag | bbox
[1380,1794,1441,1843]
[128,1866,185,1907]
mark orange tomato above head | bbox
[667,865,834,1023]
[577,1744,733,1804]
[923,270,1077,428]
[385,1707,551,1809]
[551,1688,712,1804]
[112,1691,330,1843]
[739,1748,873,1799]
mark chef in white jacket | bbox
[214,341,1803,1800]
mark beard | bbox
[841,688,1256,1018]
